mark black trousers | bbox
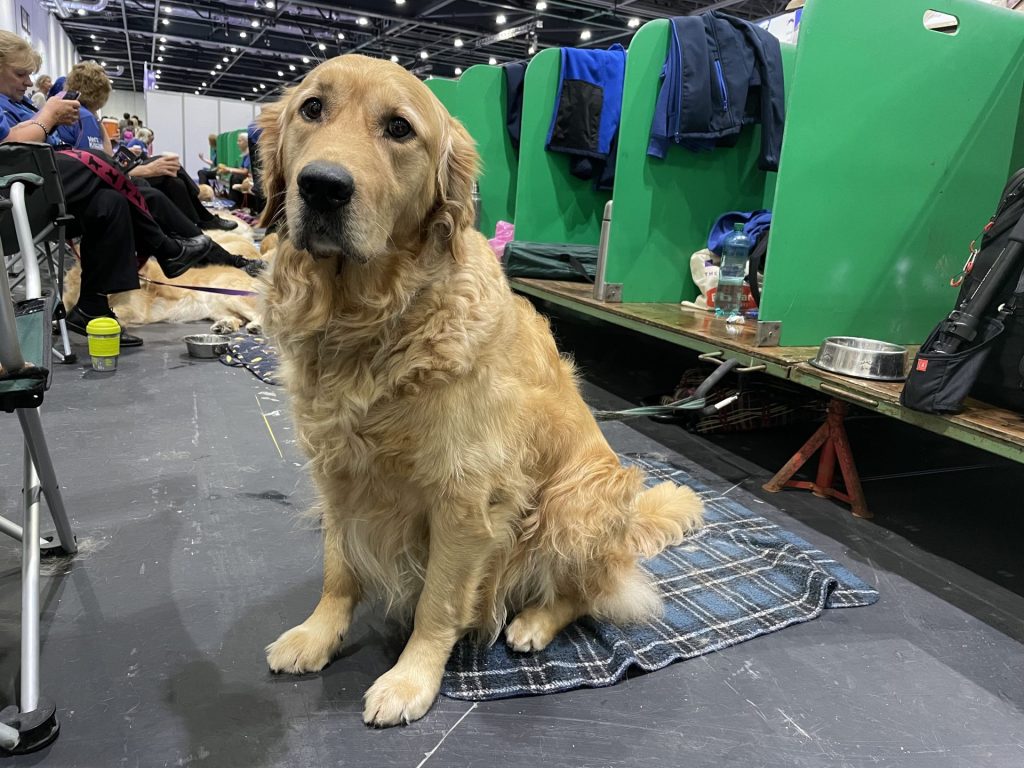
[145,169,215,226]
[197,168,217,187]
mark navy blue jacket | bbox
[648,13,785,171]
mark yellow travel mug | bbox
[86,317,121,372]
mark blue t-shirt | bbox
[241,153,251,171]
[0,93,60,146]
[53,106,105,151]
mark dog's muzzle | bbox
[295,162,356,259]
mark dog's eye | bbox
[386,117,413,140]
[299,97,323,122]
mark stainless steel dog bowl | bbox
[183,334,230,359]
[809,336,908,381]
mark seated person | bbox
[0,33,214,347]
[197,133,218,187]
[218,132,251,209]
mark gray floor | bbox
[1,320,1023,768]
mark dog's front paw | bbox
[210,317,241,334]
[245,319,263,334]
[265,624,342,674]
[363,667,439,727]
[505,610,558,653]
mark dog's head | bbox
[257,55,477,265]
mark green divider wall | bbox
[761,0,1024,346]
[457,65,518,238]
[604,20,795,303]
[425,78,459,116]
[513,48,611,245]
[216,129,247,171]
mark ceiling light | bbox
[277,70,283,76]
[159,45,166,51]
[301,56,310,63]
[396,0,405,4]
[160,37,167,43]
[101,61,107,66]
[161,18,169,25]
[223,56,229,62]
[420,50,429,59]
[318,43,326,51]
[252,87,257,92]
[155,74,161,79]
[536,1,547,9]
[390,55,399,63]
[89,34,95,40]
[209,70,215,75]
[627,17,641,28]
[488,56,497,65]
[154,84,159,89]
[337,32,345,40]
[580,29,591,40]
[528,44,536,54]
[265,0,275,7]
[163,5,171,12]
[288,64,295,70]
[216,64,222,69]
[77,8,85,14]
[455,67,462,75]
[259,83,266,89]
[454,38,463,48]
[496,14,506,25]
[357,17,369,26]
[93,45,100,51]
[202,81,207,86]
[250,20,259,28]
[156,69,161,74]
[241,97,245,101]
[230,46,238,53]
[195,90,199,94]
[240,31,247,38]
[157,55,163,61]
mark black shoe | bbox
[200,216,239,231]
[64,306,144,347]
[158,235,211,278]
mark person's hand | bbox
[146,155,179,177]
[38,96,80,128]
[216,163,227,173]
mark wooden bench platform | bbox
[510,277,1024,465]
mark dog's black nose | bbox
[297,162,355,212]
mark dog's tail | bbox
[628,481,704,558]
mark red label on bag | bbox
[916,359,929,372]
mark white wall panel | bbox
[145,90,184,157]
[183,94,220,179]
[103,90,146,124]
[218,100,255,136]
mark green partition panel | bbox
[216,129,246,171]
[605,21,794,303]
[761,0,1024,346]
[425,78,459,116]
[513,48,611,245]
[457,65,518,238]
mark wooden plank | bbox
[511,278,818,367]
[792,363,1024,463]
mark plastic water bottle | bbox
[715,222,752,316]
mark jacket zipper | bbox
[714,60,729,112]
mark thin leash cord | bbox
[592,397,708,422]
[137,274,259,297]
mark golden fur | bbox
[259,55,704,727]
[63,231,269,332]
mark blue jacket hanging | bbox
[503,61,527,153]
[546,44,626,190]
[648,12,785,171]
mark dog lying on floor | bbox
[258,55,704,727]
[63,226,273,333]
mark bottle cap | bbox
[85,317,120,336]
[733,222,745,232]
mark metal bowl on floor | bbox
[809,336,908,381]
[183,334,230,359]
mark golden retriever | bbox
[259,54,703,727]
[63,257,264,333]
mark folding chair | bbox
[0,145,78,755]
[0,143,77,365]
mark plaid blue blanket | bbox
[219,334,281,385]
[441,453,878,701]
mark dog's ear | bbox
[430,115,479,257]
[255,91,291,229]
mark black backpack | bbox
[902,169,1024,414]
